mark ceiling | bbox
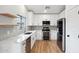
[25,5,65,14]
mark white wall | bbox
[0,5,28,40]
[66,5,78,12]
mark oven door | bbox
[43,31,50,40]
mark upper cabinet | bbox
[33,14,42,26]
[27,11,34,26]
[50,15,58,26]
[33,14,58,26]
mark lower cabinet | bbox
[31,34,36,49]
[31,31,37,49]
[25,37,31,53]
[36,30,42,40]
[25,32,36,53]
[50,30,57,40]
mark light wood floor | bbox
[31,40,63,53]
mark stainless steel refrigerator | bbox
[57,18,66,52]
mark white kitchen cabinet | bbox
[66,6,79,53]
[31,35,35,49]
[50,20,57,26]
[33,17,37,26]
[36,30,42,40]
[33,15,42,26]
[31,31,36,49]
[33,19,42,26]
[38,19,42,26]
[33,14,59,26]
[50,30,57,40]
[50,15,58,26]
[27,11,33,26]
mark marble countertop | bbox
[16,31,36,43]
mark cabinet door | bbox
[50,30,57,40]
[31,35,35,49]
[50,16,58,26]
[38,19,42,26]
[31,32,36,49]
[66,6,79,53]
[26,37,31,53]
[33,18,41,26]
[27,12,33,26]
[51,20,56,26]
[39,30,42,40]
[34,15,42,26]
[36,30,42,40]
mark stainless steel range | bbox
[42,21,50,40]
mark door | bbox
[66,6,79,53]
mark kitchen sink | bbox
[25,32,32,34]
